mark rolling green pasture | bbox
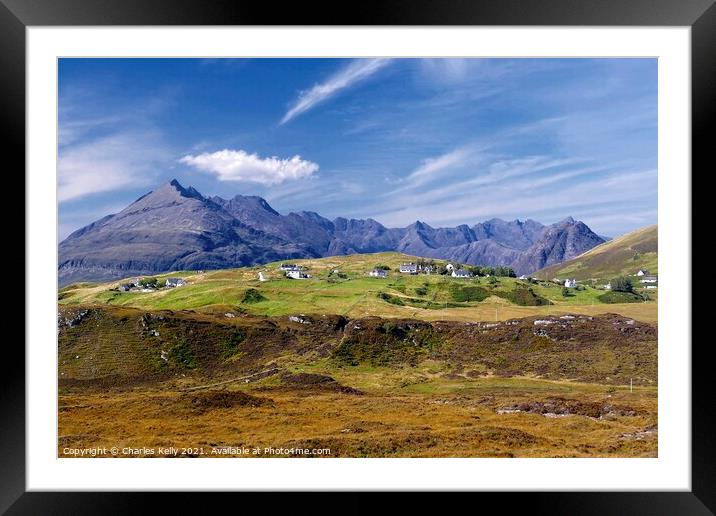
[59,252,657,323]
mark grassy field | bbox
[59,252,658,323]
[59,374,657,458]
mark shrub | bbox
[598,291,643,304]
[610,276,634,293]
[451,285,490,302]
[222,330,245,358]
[241,288,267,304]
[498,287,552,306]
[169,338,197,369]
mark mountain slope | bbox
[59,179,607,285]
[534,225,657,281]
[59,180,310,285]
[513,217,607,273]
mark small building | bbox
[118,283,132,292]
[604,282,612,290]
[280,263,300,271]
[452,269,473,278]
[258,272,268,282]
[165,277,186,288]
[286,270,310,279]
[399,263,418,274]
[417,263,434,274]
[369,269,388,278]
[445,263,455,273]
[640,275,658,284]
[636,269,650,277]
[564,279,577,288]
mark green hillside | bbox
[59,251,657,323]
[535,225,657,282]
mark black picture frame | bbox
[3,0,709,513]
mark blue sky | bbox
[58,58,657,240]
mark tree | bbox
[138,277,158,287]
[494,266,516,277]
[467,265,482,276]
[610,276,634,293]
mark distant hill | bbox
[59,179,606,285]
[534,225,657,281]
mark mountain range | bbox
[58,179,606,286]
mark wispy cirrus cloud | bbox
[280,59,392,125]
[58,86,174,203]
[406,146,474,183]
[369,167,656,232]
[180,149,319,185]
[59,131,170,202]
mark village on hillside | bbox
[105,259,657,299]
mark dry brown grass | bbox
[58,381,657,458]
[369,301,658,325]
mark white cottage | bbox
[564,279,577,288]
[286,270,310,279]
[399,263,418,274]
[165,277,186,288]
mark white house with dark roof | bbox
[564,279,577,288]
[452,269,473,278]
[636,269,650,276]
[286,270,310,279]
[640,275,658,284]
[165,277,186,288]
[280,263,300,272]
[369,269,388,278]
[399,263,418,274]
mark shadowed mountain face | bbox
[59,180,605,285]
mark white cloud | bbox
[180,149,319,185]
[408,146,473,182]
[280,59,391,124]
[58,130,170,202]
[58,87,175,203]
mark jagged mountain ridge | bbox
[59,179,606,285]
